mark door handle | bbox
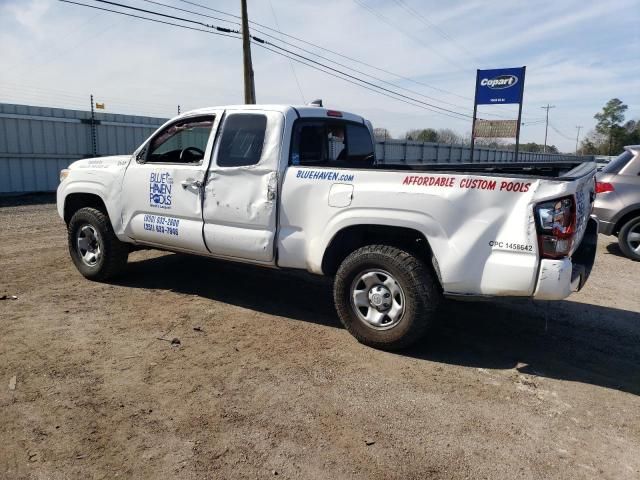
[181,179,203,190]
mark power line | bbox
[61,1,539,125]
[138,0,523,120]
[352,0,470,74]
[147,0,475,112]
[251,32,474,114]
[391,0,480,63]
[176,0,240,20]
[83,0,240,33]
[142,0,476,110]
[0,82,182,117]
[549,123,575,141]
[60,0,474,121]
[0,81,182,111]
[58,0,240,38]
[139,0,240,26]
[268,0,305,104]
[521,119,546,126]
[251,35,472,119]
[253,43,469,122]
[167,0,546,123]
[173,0,474,102]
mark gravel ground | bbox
[1,196,639,479]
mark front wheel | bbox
[333,245,441,350]
[618,216,640,261]
[68,207,129,280]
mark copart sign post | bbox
[470,66,526,162]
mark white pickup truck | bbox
[57,104,598,350]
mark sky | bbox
[1,0,639,152]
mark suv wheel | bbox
[618,216,640,261]
[333,245,441,350]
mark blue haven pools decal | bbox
[149,172,173,209]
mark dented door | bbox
[201,110,282,263]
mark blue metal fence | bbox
[0,103,165,194]
[0,103,593,194]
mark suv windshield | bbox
[602,150,633,174]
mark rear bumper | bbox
[593,198,620,235]
[533,217,598,300]
[596,218,616,235]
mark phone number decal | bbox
[143,214,180,236]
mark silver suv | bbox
[593,145,640,260]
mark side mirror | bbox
[135,148,147,163]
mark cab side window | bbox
[217,113,268,167]
[291,120,374,168]
[146,116,214,164]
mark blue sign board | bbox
[475,67,525,105]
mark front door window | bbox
[146,117,214,164]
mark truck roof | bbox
[181,104,366,124]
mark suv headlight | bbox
[59,169,70,182]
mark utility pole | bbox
[240,0,256,104]
[90,94,97,157]
[541,104,555,153]
[575,125,582,155]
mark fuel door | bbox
[328,183,354,208]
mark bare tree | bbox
[373,128,392,140]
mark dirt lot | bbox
[1,196,639,480]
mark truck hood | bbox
[69,155,131,170]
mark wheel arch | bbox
[63,192,108,224]
[321,224,442,286]
[613,206,640,235]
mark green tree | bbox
[517,142,558,154]
[594,98,628,155]
[405,128,438,142]
[622,120,640,146]
[579,137,599,155]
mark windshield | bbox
[602,150,633,174]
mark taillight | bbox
[535,196,576,258]
[595,181,615,194]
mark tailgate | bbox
[571,171,597,255]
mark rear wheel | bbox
[333,245,441,350]
[68,207,129,280]
[618,216,640,261]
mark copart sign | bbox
[475,67,525,105]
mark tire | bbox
[333,245,441,351]
[618,216,640,261]
[67,207,129,280]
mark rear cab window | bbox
[290,119,374,168]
